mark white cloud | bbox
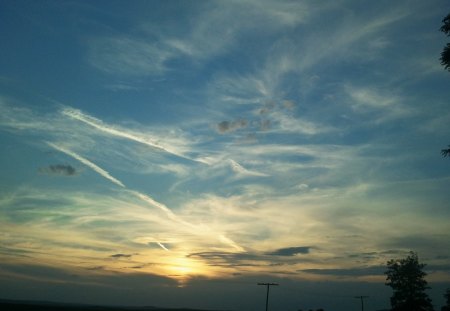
[88,37,172,76]
[228,159,269,178]
[344,84,414,123]
[297,183,309,190]
[268,110,332,135]
[208,73,271,107]
[0,99,55,132]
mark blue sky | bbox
[1,1,450,310]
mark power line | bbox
[257,283,279,311]
[354,296,369,311]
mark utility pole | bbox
[354,296,369,311]
[257,283,278,311]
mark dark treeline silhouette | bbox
[0,300,220,311]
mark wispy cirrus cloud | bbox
[45,141,242,251]
[228,159,269,178]
[86,0,313,77]
[88,37,172,76]
[201,2,416,142]
[343,84,414,123]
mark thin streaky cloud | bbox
[157,242,169,252]
[219,235,245,252]
[61,108,202,163]
[228,159,269,177]
[129,190,194,228]
[47,142,195,229]
[47,142,125,188]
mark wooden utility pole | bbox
[257,283,278,311]
[354,296,369,311]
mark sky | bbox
[1,0,450,310]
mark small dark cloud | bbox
[0,262,81,280]
[39,164,77,176]
[187,251,274,268]
[426,264,450,272]
[266,246,311,256]
[86,266,105,271]
[258,108,270,115]
[216,119,248,133]
[380,249,407,255]
[188,251,259,262]
[260,119,271,131]
[347,252,379,261]
[110,253,132,259]
[130,263,154,269]
[300,266,385,277]
[283,100,295,110]
[188,249,315,268]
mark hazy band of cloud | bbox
[47,142,243,252]
[130,191,244,251]
[47,142,193,228]
[129,190,196,229]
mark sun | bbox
[166,256,205,281]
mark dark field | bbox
[0,300,219,311]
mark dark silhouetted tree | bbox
[442,288,450,311]
[440,14,450,157]
[385,252,434,311]
[440,13,450,71]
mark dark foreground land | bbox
[0,300,220,311]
